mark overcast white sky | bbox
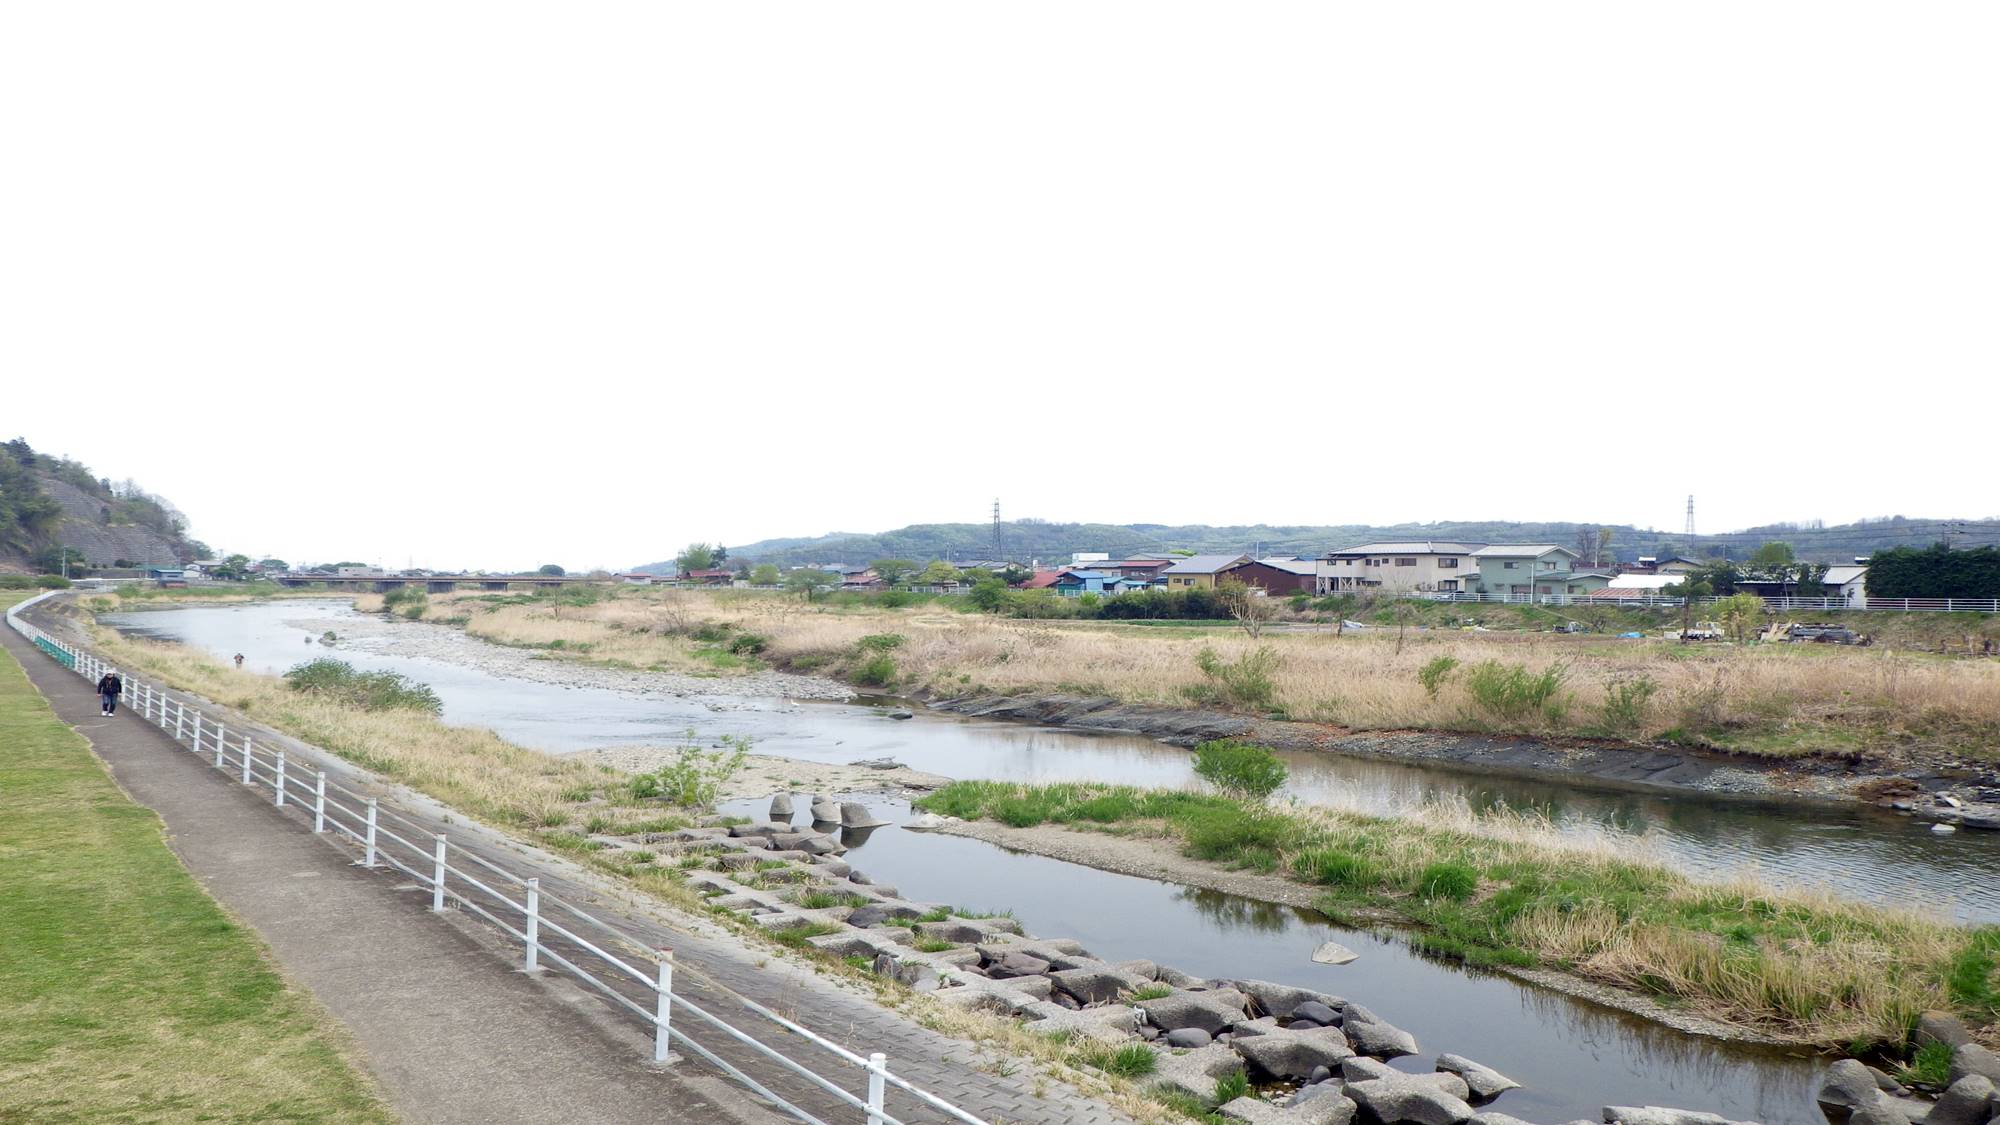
[5,4,1995,571]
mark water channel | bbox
[103,599,2000,1123]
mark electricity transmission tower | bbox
[992,500,1003,562]
[1684,495,1696,538]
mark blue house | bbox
[1053,569,1114,597]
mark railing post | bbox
[314,771,327,833]
[363,799,379,867]
[432,834,447,911]
[214,725,226,768]
[174,702,186,741]
[190,711,203,752]
[213,723,226,760]
[654,950,674,1063]
[242,738,254,785]
[274,751,287,807]
[523,878,540,972]
[866,1052,888,1125]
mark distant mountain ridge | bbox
[637,515,2000,572]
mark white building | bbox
[1823,565,1868,607]
[1319,542,1483,594]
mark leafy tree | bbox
[1664,576,1713,641]
[210,554,253,580]
[997,564,1032,586]
[916,560,961,586]
[712,545,729,565]
[783,569,837,601]
[1749,541,1796,568]
[967,577,1009,612]
[1867,543,2000,599]
[259,558,289,573]
[749,563,781,585]
[537,564,566,576]
[675,543,719,573]
[33,545,87,575]
[869,558,919,587]
[1711,592,1766,644]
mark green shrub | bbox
[1417,655,1460,699]
[1600,676,1659,733]
[1291,848,1383,889]
[1191,741,1288,801]
[1131,984,1173,1001]
[283,658,442,714]
[726,632,768,655]
[627,731,752,808]
[854,653,897,686]
[1415,861,1478,900]
[1187,646,1279,710]
[770,922,840,949]
[1462,660,1570,724]
[381,586,428,619]
[1101,1043,1157,1077]
[1899,1040,1953,1086]
[856,633,906,652]
[913,937,957,953]
[1214,1069,1250,1103]
[691,622,734,643]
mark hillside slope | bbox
[1,438,190,571]
[640,515,2000,570]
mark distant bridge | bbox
[274,573,609,594]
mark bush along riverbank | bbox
[910,756,2000,1057]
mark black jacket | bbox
[97,674,123,696]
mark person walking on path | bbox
[96,668,124,716]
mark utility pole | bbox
[992,499,1003,562]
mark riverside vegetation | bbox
[347,584,2000,769]
[914,744,2000,1055]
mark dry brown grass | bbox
[427,589,2000,762]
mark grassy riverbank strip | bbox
[0,628,392,1123]
[915,779,2000,1050]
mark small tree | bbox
[1390,600,1422,654]
[1749,541,1796,568]
[997,564,1033,586]
[1217,579,1276,639]
[749,563,781,585]
[1665,576,1712,641]
[675,543,719,573]
[1711,592,1765,644]
[259,557,289,573]
[784,569,837,601]
[537,564,566,576]
[968,577,1008,612]
[869,558,919,587]
[916,560,961,586]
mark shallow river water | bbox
[104,599,2000,1123]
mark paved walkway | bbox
[5,609,1131,1125]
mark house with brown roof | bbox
[1160,554,1251,590]
[1221,557,1318,595]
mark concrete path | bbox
[5,609,1133,1125]
[2,621,786,1125]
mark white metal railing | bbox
[4,592,987,1125]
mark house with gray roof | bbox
[1320,541,1484,594]
[1468,545,1579,599]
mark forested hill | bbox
[0,438,193,571]
[639,515,2000,571]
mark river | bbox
[101,599,1998,1123]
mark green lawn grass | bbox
[0,630,394,1123]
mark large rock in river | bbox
[1231,1024,1355,1081]
[1924,1075,1995,1125]
[1138,988,1250,1035]
[1948,1044,2000,1087]
[1436,1054,1522,1102]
